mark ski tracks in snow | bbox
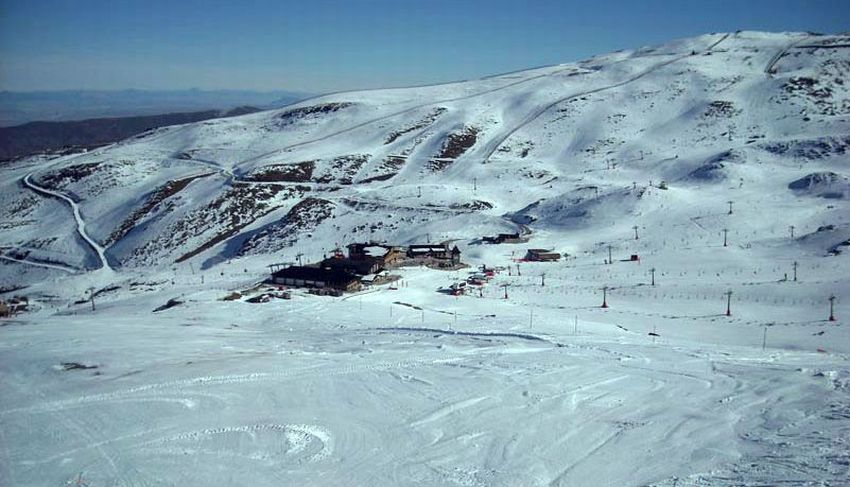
[410,396,490,428]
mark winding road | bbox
[22,173,113,272]
[764,34,811,76]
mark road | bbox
[22,174,113,272]
[764,34,810,76]
[0,254,79,274]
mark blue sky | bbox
[0,0,847,93]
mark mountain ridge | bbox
[1,30,848,285]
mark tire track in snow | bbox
[22,173,112,272]
[410,396,490,427]
[137,423,334,463]
[549,429,623,486]
[0,356,464,417]
[4,372,125,484]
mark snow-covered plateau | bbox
[1,31,849,486]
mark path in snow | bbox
[764,34,810,76]
[0,254,79,274]
[233,64,579,168]
[475,33,732,164]
[22,173,113,272]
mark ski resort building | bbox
[483,232,525,244]
[346,242,406,265]
[407,244,462,264]
[320,256,384,275]
[526,249,561,262]
[271,266,361,292]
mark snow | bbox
[1,265,848,486]
[1,30,849,485]
[22,173,113,272]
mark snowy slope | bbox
[2,31,848,274]
[1,31,849,486]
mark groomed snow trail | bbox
[0,254,78,274]
[477,33,732,163]
[764,34,810,76]
[234,64,578,167]
[22,173,112,272]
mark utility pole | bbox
[502,284,509,300]
[88,287,96,312]
[601,286,609,308]
[829,295,837,322]
[417,186,422,198]
[607,245,613,264]
[541,273,545,287]
[296,253,304,266]
[723,228,729,247]
[792,261,798,282]
[727,200,734,215]
[789,225,795,239]
[516,264,521,276]
[426,233,430,243]
[762,325,768,351]
[633,225,639,240]
[473,178,477,192]
[650,267,656,286]
[725,290,733,316]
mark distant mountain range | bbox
[0,89,309,127]
[0,106,268,161]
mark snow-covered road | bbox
[0,254,78,274]
[22,173,113,272]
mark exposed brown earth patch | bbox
[241,161,316,183]
[428,126,480,171]
[107,172,214,246]
[239,197,336,255]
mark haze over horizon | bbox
[1,0,848,94]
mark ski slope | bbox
[1,30,849,486]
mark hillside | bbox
[1,31,849,486]
[2,31,848,275]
